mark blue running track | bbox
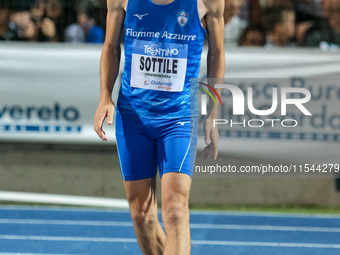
[0,206,340,254]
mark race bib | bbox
[131,40,188,92]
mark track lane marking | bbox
[1,219,340,233]
[1,235,340,249]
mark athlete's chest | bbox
[125,0,199,32]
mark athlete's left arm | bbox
[201,0,225,160]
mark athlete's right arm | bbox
[94,0,126,141]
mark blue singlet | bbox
[116,0,206,119]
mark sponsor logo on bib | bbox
[131,40,188,92]
[143,77,150,86]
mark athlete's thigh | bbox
[161,172,192,207]
[115,112,158,181]
[124,176,158,216]
[156,117,198,178]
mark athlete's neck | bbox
[150,0,175,5]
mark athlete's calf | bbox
[161,172,192,255]
[124,177,166,255]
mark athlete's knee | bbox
[130,205,158,230]
[162,199,188,227]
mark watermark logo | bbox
[199,83,312,128]
[198,82,223,115]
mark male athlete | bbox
[94,0,224,254]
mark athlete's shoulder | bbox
[200,0,224,15]
[107,0,128,12]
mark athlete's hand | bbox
[201,116,219,160]
[94,100,115,141]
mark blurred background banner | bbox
[0,43,108,143]
[1,0,340,207]
[1,43,340,165]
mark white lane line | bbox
[189,211,340,219]
[2,219,340,233]
[0,235,137,243]
[189,223,340,233]
[0,205,130,213]
[191,240,340,249]
[1,205,340,220]
[0,219,133,227]
[0,235,340,249]
[0,192,129,209]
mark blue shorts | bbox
[115,111,198,181]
